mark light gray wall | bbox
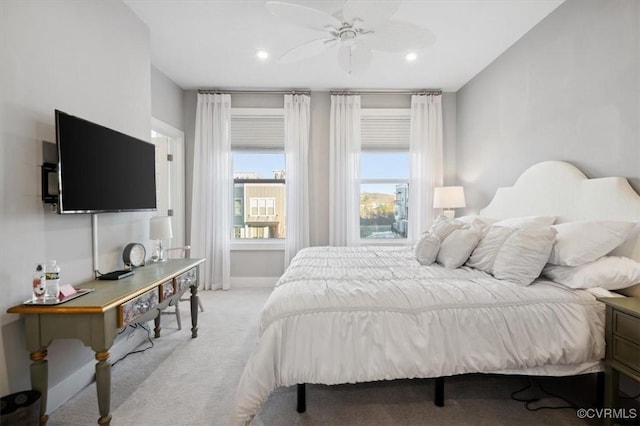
[456,0,640,213]
[151,65,185,131]
[442,92,457,186]
[183,91,457,280]
[1,0,151,406]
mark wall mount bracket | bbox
[41,162,58,205]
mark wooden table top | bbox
[7,258,205,315]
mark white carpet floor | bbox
[48,288,635,426]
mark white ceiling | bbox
[124,0,564,92]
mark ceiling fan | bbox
[265,1,436,74]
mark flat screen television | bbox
[55,110,157,214]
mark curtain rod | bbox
[330,89,442,96]
[197,89,441,96]
[198,89,311,95]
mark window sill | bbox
[231,241,285,251]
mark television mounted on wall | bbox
[53,110,157,214]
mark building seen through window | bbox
[233,152,285,239]
[360,152,409,240]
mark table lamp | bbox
[150,216,173,262]
[433,186,466,219]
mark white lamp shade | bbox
[150,216,173,240]
[433,186,466,209]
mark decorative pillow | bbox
[543,256,640,290]
[610,222,640,258]
[461,217,492,233]
[457,215,498,226]
[427,216,464,241]
[548,221,635,266]
[492,216,557,228]
[466,226,516,274]
[415,234,441,266]
[437,228,482,269]
[493,226,558,286]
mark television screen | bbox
[56,110,157,214]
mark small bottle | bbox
[32,263,46,301]
[45,260,61,301]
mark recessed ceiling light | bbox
[405,52,417,62]
[256,50,270,60]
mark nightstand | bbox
[597,297,640,426]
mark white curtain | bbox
[190,93,232,290]
[329,95,361,246]
[284,94,311,267]
[409,94,443,245]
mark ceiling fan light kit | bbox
[266,0,436,74]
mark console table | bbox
[6,258,205,425]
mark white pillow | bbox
[549,221,635,266]
[461,217,492,233]
[437,228,482,269]
[543,256,640,290]
[492,216,557,228]
[493,226,558,286]
[415,234,441,265]
[466,226,516,274]
[427,216,464,241]
[457,215,498,226]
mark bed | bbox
[232,161,640,425]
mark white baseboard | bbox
[46,325,150,413]
[231,276,278,288]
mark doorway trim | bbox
[151,118,186,247]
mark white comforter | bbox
[232,246,605,425]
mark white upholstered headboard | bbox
[479,161,640,263]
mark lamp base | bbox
[152,240,167,262]
[442,210,455,220]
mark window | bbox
[249,198,276,216]
[231,108,285,242]
[360,109,410,241]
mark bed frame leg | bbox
[435,377,444,407]
[596,371,604,408]
[297,383,306,413]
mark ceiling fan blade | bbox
[369,21,436,52]
[342,0,400,30]
[279,37,338,63]
[337,44,373,75]
[266,1,340,32]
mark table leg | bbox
[603,365,619,426]
[30,349,49,425]
[190,285,199,338]
[154,313,161,338]
[95,350,112,425]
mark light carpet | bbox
[49,288,629,426]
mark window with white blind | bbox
[360,109,410,241]
[231,108,286,242]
